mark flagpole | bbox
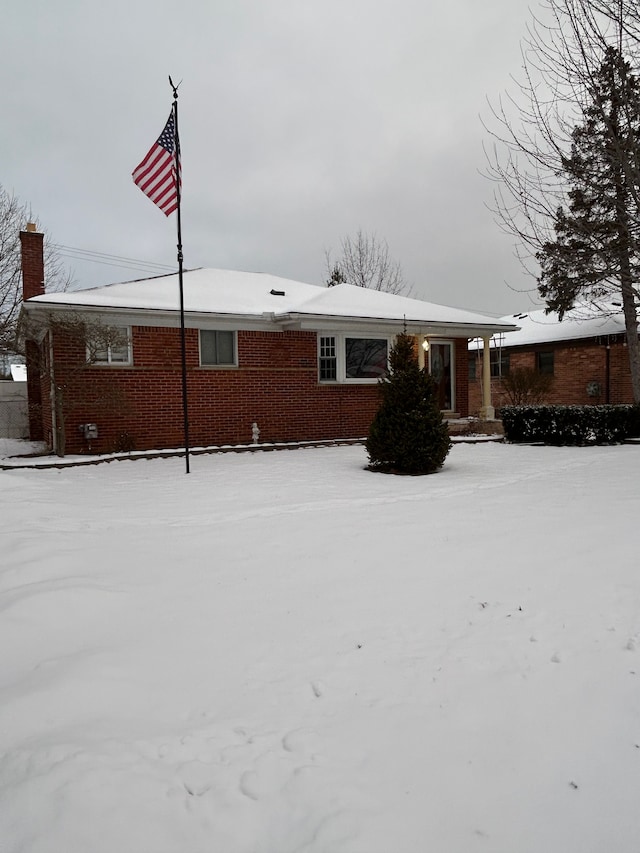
[170,76,190,474]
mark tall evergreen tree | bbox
[326,263,346,287]
[366,334,451,475]
[537,48,640,400]
[484,1,640,402]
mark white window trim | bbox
[87,328,132,366]
[318,332,391,384]
[199,329,238,367]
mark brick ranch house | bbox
[20,225,516,456]
[468,303,636,413]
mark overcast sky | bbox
[4,0,542,316]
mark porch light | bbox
[422,337,430,352]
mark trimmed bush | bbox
[501,404,640,445]
[366,334,451,474]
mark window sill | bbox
[89,362,133,368]
[319,378,381,386]
[198,364,238,370]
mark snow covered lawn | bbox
[1,441,639,852]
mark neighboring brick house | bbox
[20,226,516,455]
[468,304,635,414]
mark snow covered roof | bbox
[24,268,516,336]
[470,302,626,349]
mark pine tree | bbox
[326,264,346,287]
[366,333,451,475]
[537,47,640,401]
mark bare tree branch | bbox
[0,184,72,359]
[325,230,408,295]
[483,0,640,401]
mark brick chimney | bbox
[19,223,45,442]
[20,223,45,300]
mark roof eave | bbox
[21,300,280,331]
[22,300,518,338]
[277,312,518,337]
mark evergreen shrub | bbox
[501,404,640,445]
[366,334,451,474]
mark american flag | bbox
[132,110,181,216]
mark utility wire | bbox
[57,253,174,274]
[57,253,173,274]
[51,243,176,274]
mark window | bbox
[490,349,510,378]
[468,356,477,381]
[318,334,389,383]
[200,330,236,366]
[345,338,388,379]
[88,328,131,365]
[537,350,554,375]
[319,336,337,380]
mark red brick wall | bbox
[25,340,44,441]
[43,326,472,455]
[20,227,45,438]
[454,338,469,416]
[48,327,378,454]
[20,228,45,300]
[468,338,634,414]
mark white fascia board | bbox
[23,301,516,338]
[184,312,279,332]
[22,302,281,332]
[277,313,518,338]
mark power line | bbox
[57,252,174,274]
[53,243,176,268]
[51,243,176,274]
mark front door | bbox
[429,342,454,411]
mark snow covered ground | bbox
[1,439,639,853]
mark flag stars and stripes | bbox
[132,111,181,216]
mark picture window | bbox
[318,334,389,383]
